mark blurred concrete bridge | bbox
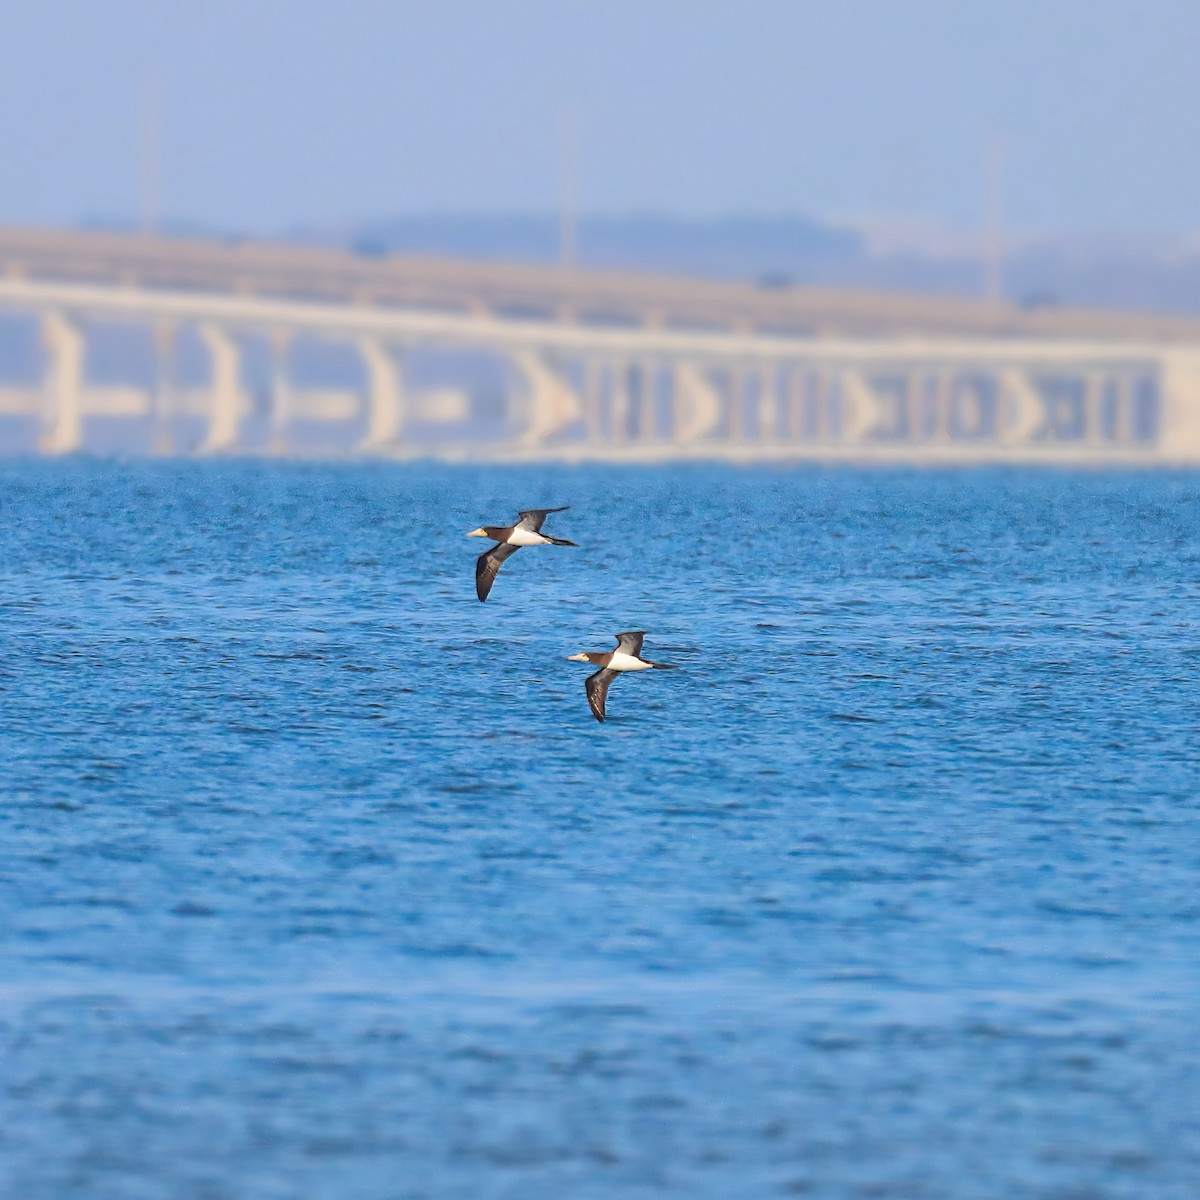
[3,225,1200,463]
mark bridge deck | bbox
[4,226,1200,344]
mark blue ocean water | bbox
[3,460,1200,1199]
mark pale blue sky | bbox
[2,0,1198,234]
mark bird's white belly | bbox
[508,529,549,547]
[609,652,651,671]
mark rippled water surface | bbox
[4,460,1200,1198]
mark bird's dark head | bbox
[568,651,599,664]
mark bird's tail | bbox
[546,537,579,547]
[649,661,677,669]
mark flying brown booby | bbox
[568,631,677,722]
[466,506,578,602]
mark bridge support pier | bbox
[1083,371,1105,446]
[1112,373,1137,444]
[672,362,722,445]
[512,351,582,447]
[638,363,657,441]
[998,368,1046,446]
[757,365,777,441]
[785,367,805,440]
[198,324,243,453]
[840,368,882,442]
[39,311,83,455]
[359,338,404,452]
[955,384,989,439]
[930,368,952,443]
[610,362,630,445]
[1159,351,1200,462]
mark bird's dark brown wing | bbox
[585,667,619,722]
[517,505,569,533]
[475,543,520,602]
[614,631,645,658]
